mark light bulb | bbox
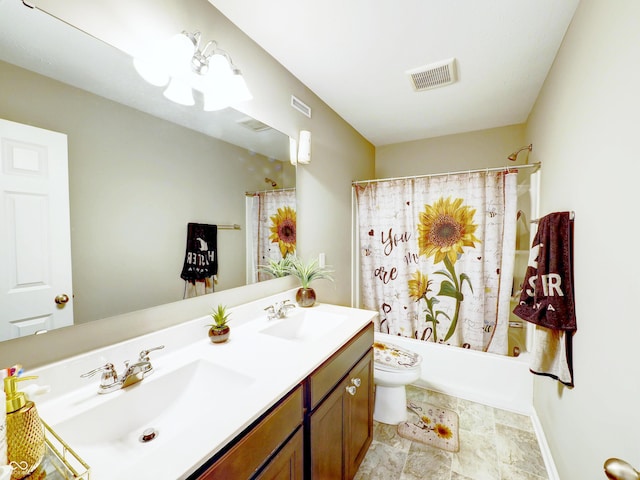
[165,33,196,77]
[229,70,252,103]
[163,77,194,106]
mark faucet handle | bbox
[138,345,165,362]
[81,363,119,389]
[81,363,116,379]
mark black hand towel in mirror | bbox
[180,223,218,282]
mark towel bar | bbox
[530,211,575,224]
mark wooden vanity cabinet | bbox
[193,322,374,480]
[307,323,374,480]
[195,385,304,480]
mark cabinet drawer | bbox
[198,385,303,479]
[309,323,373,409]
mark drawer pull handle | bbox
[351,378,361,387]
[345,385,357,396]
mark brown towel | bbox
[513,211,576,387]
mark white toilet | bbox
[373,335,422,425]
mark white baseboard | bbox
[530,407,560,480]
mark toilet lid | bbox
[373,341,421,370]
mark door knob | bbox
[345,385,357,396]
[55,294,70,305]
[604,458,640,480]
[351,378,361,387]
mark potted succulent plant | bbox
[286,256,334,307]
[207,304,231,343]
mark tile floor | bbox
[355,385,548,480]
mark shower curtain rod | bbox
[245,187,295,196]
[351,162,541,186]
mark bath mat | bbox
[397,401,460,452]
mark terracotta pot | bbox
[209,325,230,343]
[296,287,316,308]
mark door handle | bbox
[604,458,640,480]
[55,294,70,305]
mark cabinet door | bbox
[197,386,303,479]
[309,378,346,479]
[254,428,303,480]
[344,350,374,479]
[309,349,373,480]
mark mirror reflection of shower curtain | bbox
[354,170,517,355]
[246,189,296,283]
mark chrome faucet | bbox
[264,300,295,320]
[81,345,165,394]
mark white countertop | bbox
[28,292,376,480]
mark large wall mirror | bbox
[0,1,295,341]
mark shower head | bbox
[265,177,277,188]
[508,144,533,162]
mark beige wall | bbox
[376,124,527,178]
[0,0,374,367]
[1,60,292,324]
[525,0,640,477]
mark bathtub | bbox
[375,332,533,415]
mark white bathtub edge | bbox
[375,332,534,415]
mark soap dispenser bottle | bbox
[4,376,45,480]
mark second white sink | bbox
[259,309,347,341]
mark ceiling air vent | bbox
[237,117,271,132]
[407,58,457,92]
[291,95,311,118]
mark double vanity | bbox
[28,292,377,479]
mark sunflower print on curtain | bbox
[253,189,296,282]
[355,171,517,355]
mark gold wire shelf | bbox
[30,420,91,479]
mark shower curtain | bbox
[247,189,296,283]
[355,170,517,354]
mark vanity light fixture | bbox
[133,31,252,110]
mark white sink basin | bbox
[52,359,256,478]
[259,309,347,341]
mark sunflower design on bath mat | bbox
[397,401,460,452]
[269,206,297,257]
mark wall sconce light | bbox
[133,31,252,111]
[297,130,311,164]
[289,130,312,165]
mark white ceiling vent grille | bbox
[237,117,271,132]
[291,95,311,118]
[407,58,457,92]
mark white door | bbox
[0,118,73,340]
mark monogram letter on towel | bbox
[513,211,576,387]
